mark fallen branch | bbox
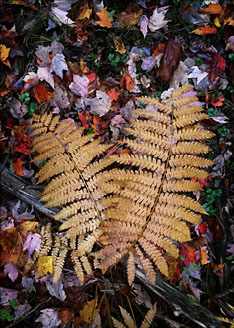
[0,168,223,328]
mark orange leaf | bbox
[118,8,142,27]
[107,88,120,101]
[120,149,131,155]
[191,26,217,35]
[33,84,53,104]
[125,72,135,91]
[211,94,224,107]
[0,44,10,62]
[96,8,113,28]
[0,88,10,97]
[200,246,207,265]
[114,40,126,54]
[152,43,165,57]
[78,4,92,20]
[13,158,23,176]
[91,115,105,135]
[199,4,222,15]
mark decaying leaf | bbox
[85,90,111,116]
[33,84,54,104]
[50,54,68,79]
[114,39,126,54]
[199,4,223,15]
[36,308,61,328]
[157,39,182,82]
[118,8,142,27]
[80,299,99,324]
[4,262,19,281]
[23,232,41,258]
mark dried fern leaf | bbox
[31,113,114,283]
[120,306,136,328]
[140,305,156,328]
[97,84,213,284]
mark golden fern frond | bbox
[112,305,156,328]
[31,113,114,283]
[96,84,214,284]
[38,223,52,256]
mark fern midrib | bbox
[52,131,103,222]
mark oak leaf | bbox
[96,8,113,28]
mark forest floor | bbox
[0,0,234,327]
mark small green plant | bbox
[218,125,228,137]
[108,53,120,67]
[0,299,19,322]
[201,188,222,216]
[228,53,234,61]
[18,92,36,115]
[208,108,218,116]
[196,58,203,66]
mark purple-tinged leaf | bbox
[141,56,156,72]
[69,74,89,97]
[140,15,148,38]
[23,232,41,258]
[36,308,61,328]
[4,263,19,282]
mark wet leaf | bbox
[157,39,182,82]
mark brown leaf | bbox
[157,39,182,82]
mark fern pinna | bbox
[30,113,114,283]
[96,84,214,285]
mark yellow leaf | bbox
[80,299,99,323]
[96,8,113,28]
[80,58,89,73]
[114,39,126,54]
[0,44,10,62]
[78,4,92,20]
[37,256,53,276]
[214,16,221,27]
[20,221,38,238]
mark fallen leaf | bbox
[187,66,208,84]
[80,299,99,324]
[23,232,41,258]
[158,39,182,82]
[85,91,111,117]
[114,39,126,54]
[148,6,169,32]
[7,98,27,119]
[107,88,120,101]
[111,114,126,128]
[50,7,75,25]
[78,4,92,20]
[4,263,19,281]
[199,4,222,15]
[214,16,221,27]
[0,44,10,62]
[37,256,53,276]
[211,94,224,107]
[37,66,54,89]
[46,276,66,301]
[59,309,74,326]
[191,26,217,35]
[69,74,89,96]
[96,8,113,28]
[200,246,208,265]
[152,43,165,57]
[78,110,92,130]
[169,61,188,88]
[125,71,135,91]
[118,8,142,27]
[36,308,61,328]
[34,84,54,104]
[91,115,105,135]
[12,158,23,176]
[50,54,68,79]
[141,56,156,72]
[140,15,148,38]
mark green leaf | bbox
[0,309,14,321]
[190,261,197,271]
[9,299,19,308]
[10,163,15,174]
[107,10,115,18]
[87,127,94,135]
[187,294,196,304]
[183,267,191,276]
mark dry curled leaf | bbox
[157,39,182,82]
